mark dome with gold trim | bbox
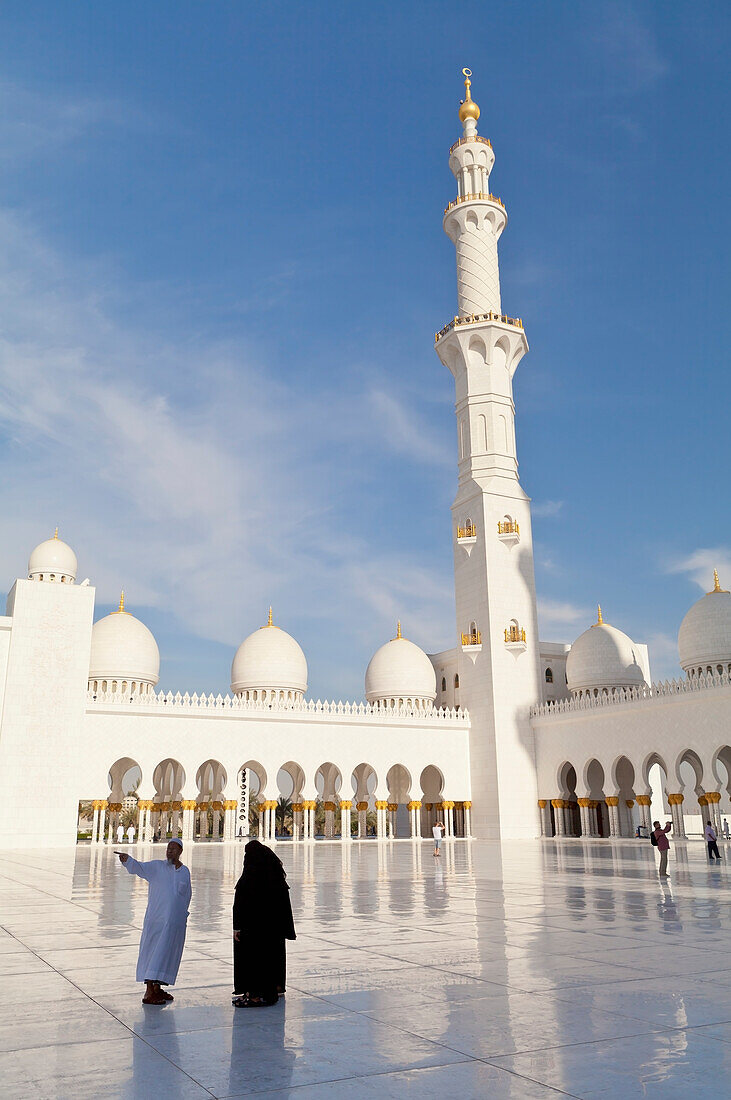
[28,529,77,584]
[678,570,731,676]
[566,606,646,697]
[89,592,160,694]
[365,623,437,710]
[231,608,308,703]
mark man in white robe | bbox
[117,838,191,1005]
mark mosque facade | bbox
[0,74,729,849]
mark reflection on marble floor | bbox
[2,839,731,1097]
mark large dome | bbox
[566,607,646,697]
[89,593,160,692]
[678,571,731,675]
[28,530,77,583]
[231,609,307,702]
[365,624,437,709]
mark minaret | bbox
[435,70,542,839]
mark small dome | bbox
[28,530,77,583]
[365,623,437,708]
[678,571,731,674]
[566,606,646,696]
[231,608,307,701]
[89,593,160,689]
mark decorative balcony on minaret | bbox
[497,517,520,546]
[456,519,477,555]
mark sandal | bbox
[142,994,167,1005]
[233,995,277,1007]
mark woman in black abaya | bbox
[232,839,296,1007]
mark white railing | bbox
[86,689,469,724]
[531,669,731,720]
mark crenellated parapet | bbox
[86,688,469,723]
[531,668,731,720]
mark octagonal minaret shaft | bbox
[445,69,504,317]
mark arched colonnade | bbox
[88,756,473,844]
[538,745,731,840]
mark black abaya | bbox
[233,867,296,1001]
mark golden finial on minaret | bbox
[709,569,728,594]
[396,620,402,640]
[591,604,603,627]
[266,606,273,627]
[458,67,480,124]
[118,590,125,613]
[53,527,58,539]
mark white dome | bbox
[28,531,77,583]
[231,611,307,699]
[566,609,646,696]
[365,626,437,708]
[678,572,731,674]
[89,595,160,689]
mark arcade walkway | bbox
[2,839,731,1097]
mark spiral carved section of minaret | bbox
[455,218,501,316]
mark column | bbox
[408,800,422,838]
[357,801,367,838]
[324,801,336,839]
[270,800,278,842]
[171,801,182,839]
[257,802,264,840]
[340,800,352,840]
[91,801,100,845]
[551,799,565,836]
[223,799,237,841]
[706,792,723,833]
[291,803,303,841]
[577,798,593,837]
[387,803,398,838]
[667,793,686,838]
[636,794,652,832]
[698,794,709,832]
[445,801,455,838]
[463,800,472,837]
[537,799,550,836]
[375,800,388,841]
[625,799,635,837]
[182,801,196,842]
[605,796,620,837]
[212,801,222,841]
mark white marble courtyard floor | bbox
[2,839,731,1098]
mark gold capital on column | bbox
[577,797,592,807]
[462,801,472,809]
[667,793,684,805]
[323,801,336,812]
[387,802,398,812]
[606,796,619,807]
[375,800,388,810]
[625,800,634,808]
[356,801,368,811]
[698,794,708,806]
[291,803,303,813]
[339,800,352,810]
[636,795,651,805]
[407,801,422,810]
[538,799,547,808]
[706,791,722,803]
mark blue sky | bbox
[0,1,728,696]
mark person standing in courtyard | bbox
[432,820,445,856]
[724,819,729,839]
[232,840,295,1007]
[126,823,136,844]
[117,822,125,844]
[117,838,191,1005]
[652,819,672,877]
[705,820,721,861]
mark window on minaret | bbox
[545,668,554,684]
[441,677,446,692]
[454,674,460,689]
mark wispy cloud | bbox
[367,389,452,468]
[532,500,564,519]
[589,4,668,94]
[667,548,731,593]
[537,598,590,635]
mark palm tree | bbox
[275,796,293,836]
